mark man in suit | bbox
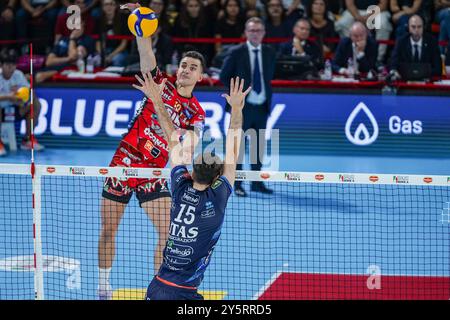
[332,21,378,76]
[278,18,324,71]
[220,17,276,197]
[390,14,443,79]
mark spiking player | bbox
[133,73,249,300]
[97,2,206,300]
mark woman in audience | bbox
[307,0,337,55]
[96,0,128,66]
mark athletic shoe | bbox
[97,284,113,300]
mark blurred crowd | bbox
[0,0,450,81]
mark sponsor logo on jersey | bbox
[144,130,168,151]
[166,241,193,257]
[182,192,200,206]
[122,157,131,166]
[70,167,85,175]
[339,174,355,183]
[393,175,409,184]
[165,255,191,266]
[211,179,222,189]
[201,208,216,219]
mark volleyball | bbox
[15,86,30,103]
[127,7,158,38]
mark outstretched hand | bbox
[133,72,167,104]
[221,77,251,111]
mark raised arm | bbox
[121,3,157,73]
[221,77,251,186]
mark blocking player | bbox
[97,2,206,300]
[133,72,249,300]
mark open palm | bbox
[133,71,167,103]
[221,77,251,111]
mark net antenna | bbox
[30,43,44,300]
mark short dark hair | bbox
[193,153,224,185]
[245,16,264,29]
[0,50,17,64]
[306,0,329,20]
[181,51,206,71]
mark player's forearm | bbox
[153,98,178,149]
[226,108,243,165]
[136,37,157,73]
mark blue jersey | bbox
[157,165,233,288]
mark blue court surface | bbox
[0,149,449,300]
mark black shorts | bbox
[101,142,171,206]
[145,277,204,300]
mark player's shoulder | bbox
[210,176,233,194]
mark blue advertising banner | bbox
[28,87,450,157]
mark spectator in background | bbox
[54,0,96,43]
[15,0,60,49]
[151,25,174,71]
[332,21,378,75]
[306,0,338,55]
[0,51,44,155]
[446,41,450,73]
[279,18,324,69]
[60,0,101,19]
[390,0,423,38]
[390,14,442,78]
[213,0,245,66]
[265,0,301,51]
[96,0,128,67]
[282,0,306,16]
[435,0,450,55]
[172,0,214,66]
[220,17,276,197]
[148,0,172,33]
[335,0,392,64]
[243,0,264,18]
[0,0,16,54]
[35,22,96,83]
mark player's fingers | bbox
[243,86,252,96]
[229,78,234,95]
[135,74,145,86]
[234,77,240,94]
[147,71,155,84]
[239,77,244,93]
[132,84,143,92]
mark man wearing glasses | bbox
[220,17,276,197]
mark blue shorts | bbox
[145,277,204,300]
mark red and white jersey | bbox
[122,67,205,168]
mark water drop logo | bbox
[345,102,379,146]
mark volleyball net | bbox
[0,164,449,300]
